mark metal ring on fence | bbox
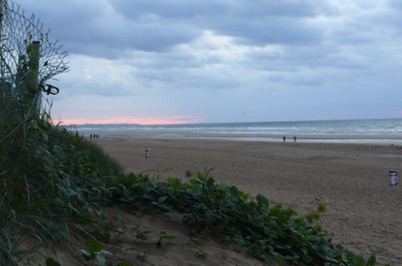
[41,84,60,95]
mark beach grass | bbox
[0,103,121,264]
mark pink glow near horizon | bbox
[55,116,205,125]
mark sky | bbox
[13,0,402,125]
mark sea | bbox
[66,118,402,144]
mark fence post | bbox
[0,0,3,32]
[0,0,4,104]
[24,40,41,115]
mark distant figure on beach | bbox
[145,148,151,158]
[283,136,286,142]
[294,136,297,142]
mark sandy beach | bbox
[93,132,402,265]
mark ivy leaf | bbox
[117,262,133,266]
[167,177,183,190]
[367,255,376,266]
[256,194,269,207]
[45,258,61,266]
[86,239,103,252]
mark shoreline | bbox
[80,130,402,145]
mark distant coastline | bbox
[63,118,402,145]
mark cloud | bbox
[17,0,201,57]
[11,0,402,124]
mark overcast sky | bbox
[14,0,402,125]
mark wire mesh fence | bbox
[0,0,68,114]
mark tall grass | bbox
[0,98,122,264]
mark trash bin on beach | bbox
[145,148,151,158]
[389,170,399,186]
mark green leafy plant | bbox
[195,249,207,258]
[45,258,61,266]
[79,239,111,266]
[117,262,134,266]
[305,200,327,226]
[135,230,151,241]
[90,171,388,265]
[155,231,176,247]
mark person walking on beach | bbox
[294,136,297,142]
[145,148,151,158]
[283,136,286,142]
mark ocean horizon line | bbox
[63,117,402,127]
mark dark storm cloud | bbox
[16,0,326,57]
[16,0,199,57]
[110,0,323,46]
[205,1,323,46]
